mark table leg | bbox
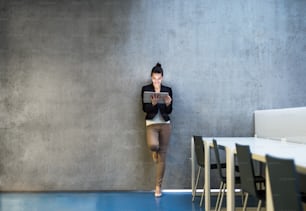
[204,140,211,211]
[191,137,195,197]
[226,146,235,211]
[266,164,273,211]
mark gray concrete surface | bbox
[0,0,306,191]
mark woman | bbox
[141,63,173,197]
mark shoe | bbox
[155,186,162,197]
[152,152,158,163]
[155,192,162,197]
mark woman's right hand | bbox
[151,93,160,106]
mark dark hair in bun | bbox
[151,62,163,76]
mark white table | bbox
[191,137,306,211]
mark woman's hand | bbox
[151,93,160,106]
[164,95,172,106]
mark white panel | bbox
[254,107,306,143]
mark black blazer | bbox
[141,83,173,121]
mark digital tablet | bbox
[143,91,169,104]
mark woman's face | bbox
[151,73,163,89]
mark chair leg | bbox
[218,183,226,211]
[242,192,249,211]
[200,186,204,207]
[257,199,262,211]
[215,182,224,211]
[192,167,201,202]
[200,167,205,207]
[241,190,244,205]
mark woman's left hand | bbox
[164,95,172,106]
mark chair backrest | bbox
[266,155,303,211]
[212,139,225,179]
[235,144,258,197]
[193,136,205,167]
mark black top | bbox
[141,83,173,121]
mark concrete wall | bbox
[0,0,306,191]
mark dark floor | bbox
[0,190,260,211]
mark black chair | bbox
[192,136,226,206]
[212,139,241,211]
[266,154,303,211]
[235,144,266,211]
[302,192,306,203]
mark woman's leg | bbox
[155,124,171,188]
[146,125,160,152]
[146,124,172,194]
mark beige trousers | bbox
[146,123,172,187]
